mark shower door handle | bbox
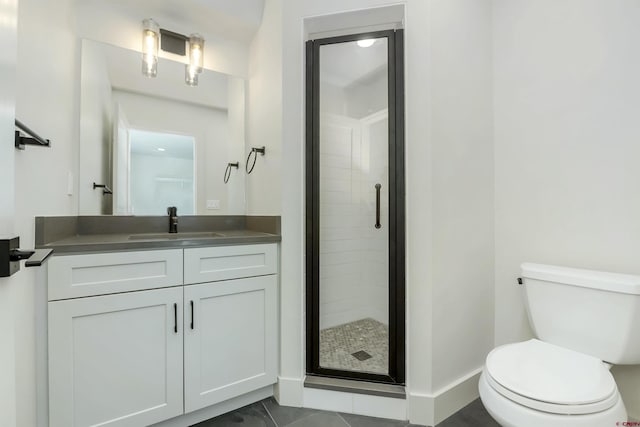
[375,183,382,229]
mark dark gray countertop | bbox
[39,230,280,254]
[35,216,281,254]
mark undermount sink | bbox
[128,232,224,241]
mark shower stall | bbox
[306,30,405,384]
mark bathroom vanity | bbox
[37,216,280,427]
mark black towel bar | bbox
[14,119,51,149]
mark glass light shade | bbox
[188,34,205,73]
[142,18,159,77]
[185,64,199,86]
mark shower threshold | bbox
[304,375,405,399]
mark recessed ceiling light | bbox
[357,39,375,48]
[157,148,166,152]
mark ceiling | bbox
[77,0,265,43]
[320,38,388,88]
[129,129,195,160]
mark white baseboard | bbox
[151,386,273,427]
[408,367,482,426]
[275,376,304,407]
[407,392,434,427]
[303,386,407,420]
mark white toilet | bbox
[479,263,640,427]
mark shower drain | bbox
[351,350,372,361]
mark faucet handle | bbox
[167,206,177,216]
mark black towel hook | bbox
[246,146,266,174]
[93,182,113,195]
[224,162,239,184]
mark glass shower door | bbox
[307,30,404,383]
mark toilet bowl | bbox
[479,340,626,427]
[480,263,640,426]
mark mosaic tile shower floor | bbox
[319,318,388,374]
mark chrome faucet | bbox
[167,206,178,233]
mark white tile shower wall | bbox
[318,112,389,330]
[318,57,389,330]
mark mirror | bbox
[78,39,246,215]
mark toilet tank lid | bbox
[521,263,640,295]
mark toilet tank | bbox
[521,263,640,365]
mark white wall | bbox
[246,0,283,215]
[12,0,80,426]
[0,0,18,425]
[493,0,640,419]
[427,0,494,393]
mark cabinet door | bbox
[49,287,184,427]
[184,275,277,413]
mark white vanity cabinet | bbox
[47,243,278,427]
[182,243,278,413]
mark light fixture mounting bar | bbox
[159,29,188,56]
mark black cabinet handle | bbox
[173,303,178,334]
[190,300,194,330]
[375,183,382,229]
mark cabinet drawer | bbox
[48,249,183,301]
[184,244,277,284]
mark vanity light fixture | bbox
[357,39,375,48]
[185,65,199,86]
[140,20,206,86]
[185,34,205,86]
[141,18,160,77]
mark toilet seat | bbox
[485,339,618,415]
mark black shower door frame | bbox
[305,29,406,384]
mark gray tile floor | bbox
[191,397,499,427]
[319,318,389,375]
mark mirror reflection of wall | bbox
[79,39,246,216]
[128,130,195,215]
